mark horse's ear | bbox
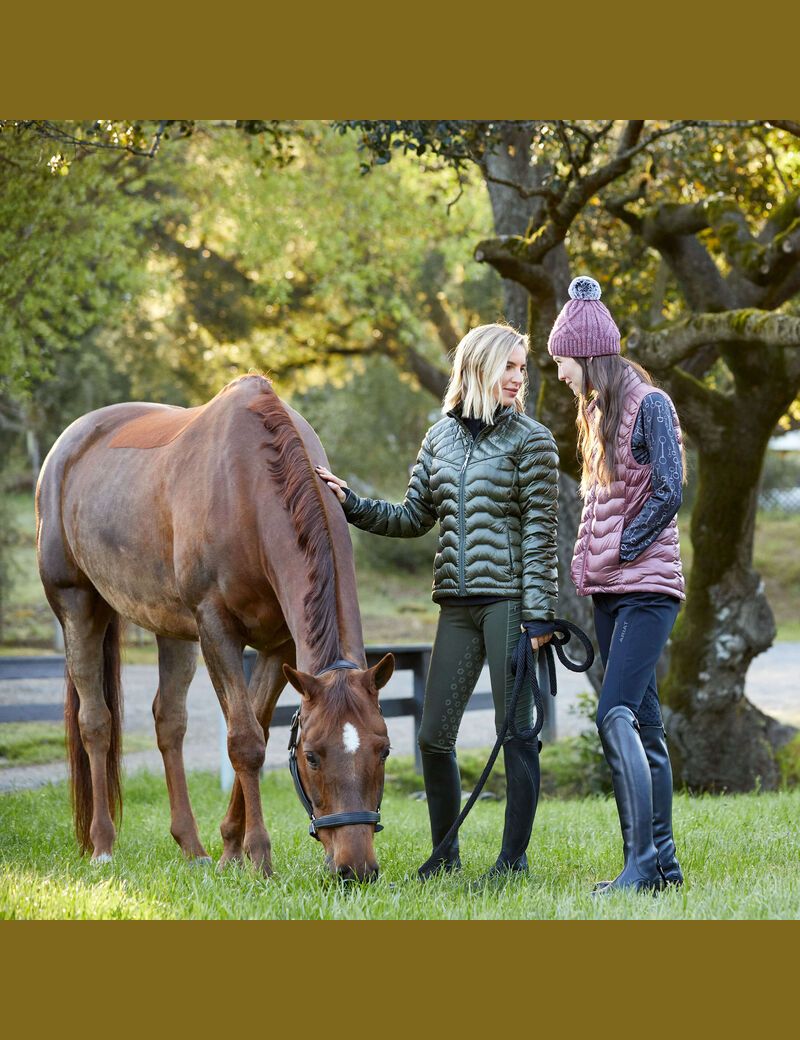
[365,653,394,693]
[282,664,322,700]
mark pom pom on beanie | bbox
[568,276,602,301]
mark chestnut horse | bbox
[36,374,393,880]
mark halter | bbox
[287,659,384,840]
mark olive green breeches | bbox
[418,599,532,754]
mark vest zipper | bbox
[579,490,593,594]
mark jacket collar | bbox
[446,404,515,428]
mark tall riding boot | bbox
[640,723,684,886]
[417,750,462,880]
[473,737,540,886]
[595,705,662,893]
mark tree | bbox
[343,120,800,791]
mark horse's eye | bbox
[304,751,319,769]
[380,747,391,762]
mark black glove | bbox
[522,619,555,639]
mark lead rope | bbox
[417,617,594,877]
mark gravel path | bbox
[2,644,798,792]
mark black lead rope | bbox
[417,617,594,877]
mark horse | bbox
[36,374,394,881]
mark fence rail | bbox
[0,646,556,786]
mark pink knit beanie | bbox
[547,276,621,357]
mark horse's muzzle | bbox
[336,863,379,883]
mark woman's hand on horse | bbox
[315,465,348,503]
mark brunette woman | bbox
[549,276,685,892]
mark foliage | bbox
[564,691,610,796]
[0,489,15,643]
[1,770,799,919]
[0,132,157,395]
[760,445,800,492]
[1,122,499,454]
[776,735,800,788]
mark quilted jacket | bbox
[342,408,559,621]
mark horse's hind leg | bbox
[219,643,294,868]
[153,636,210,863]
[57,586,122,861]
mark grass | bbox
[0,723,154,768]
[4,491,799,648]
[1,767,798,920]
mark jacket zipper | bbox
[457,423,493,595]
[458,441,473,594]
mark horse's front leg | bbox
[196,601,271,875]
[219,642,295,867]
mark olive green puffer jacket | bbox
[342,408,559,621]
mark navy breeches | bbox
[592,591,681,729]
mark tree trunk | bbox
[661,367,798,790]
[483,128,542,327]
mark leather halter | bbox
[287,659,384,840]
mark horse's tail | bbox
[65,613,123,852]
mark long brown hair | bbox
[575,355,685,497]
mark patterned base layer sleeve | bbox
[620,393,683,562]
[518,428,559,622]
[341,430,437,538]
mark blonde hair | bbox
[442,324,529,424]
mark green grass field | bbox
[0,723,154,768]
[1,769,797,920]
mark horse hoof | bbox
[92,852,113,865]
[216,853,243,871]
[188,856,213,868]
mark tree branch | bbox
[628,311,800,369]
[701,196,800,287]
[768,120,800,139]
[473,237,555,297]
[660,367,735,449]
[480,173,556,202]
[382,337,449,399]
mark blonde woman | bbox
[315,324,558,881]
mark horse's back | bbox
[36,377,280,637]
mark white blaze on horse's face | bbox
[342,722,360,755]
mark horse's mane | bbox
[245,379,341,673]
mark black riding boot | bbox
[595,706,662,893]
[640,723,684,886]
[474,736,540,885]
[417,750,462,880]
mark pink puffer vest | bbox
[571,371,685,601]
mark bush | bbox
[776,734,800,788]
[352,525,438,575]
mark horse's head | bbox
[283,654,394,881]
